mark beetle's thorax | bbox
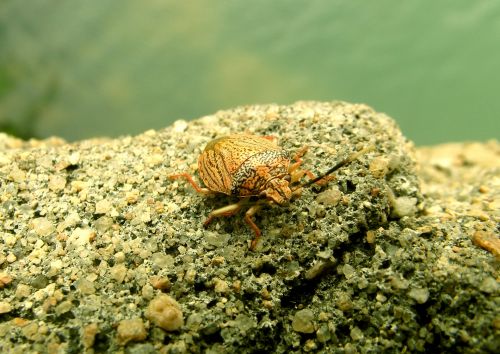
[231,149,290,197]
[262,177,292,205]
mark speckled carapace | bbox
[198,135,293,205]
[170,134,372,250]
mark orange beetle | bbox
[170,134,372,250]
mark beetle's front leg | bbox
[289,146,333,186]
[203,202,244,228]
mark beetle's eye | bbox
[284,175,291,182]
[259,191,267,198]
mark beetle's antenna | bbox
[301,145,375,188]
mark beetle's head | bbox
[260,176,292,206]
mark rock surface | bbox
[0,102,498,353]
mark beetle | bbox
[170,134,372,250]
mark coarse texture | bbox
[0,102,498,353]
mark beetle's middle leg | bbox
[245,203,265,251]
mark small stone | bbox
[55,300,73,315]
[316,324,331,343]
[172,119,188,133]
[350,326,364,341]
[12,317,30,327]
[292,309,315,333]
[68,152,80,165]
[472,231,500,258]
[75,278,96,295]
[68,227,96,246]
[369,156,389,178]
[303,339,317,352]
[468,209,490,221]
[0,302,12,314]
[151,253,174,268]
[30,217,55,237]
[305,261,333,280]
[408,287,430,304]
[366,230,376,244]
[114,251,126,263]
[110,264,127,283]
[213,278,229,294]
[184,269,197,284]
[479,277,498,294]
[94,216,114,233]
[3,234,16,246]
[337,293,353,312]
[342,264,356,279]
[48,175,66,192]
[82,323,99,349]
[31,274,49,289]
[150,275,171,290]
[316,187,342,205]
[0,273,13,288]
[95,199,112,214]
[392,197,417,218]
[390,276,409,290]
[15,284,31,299]
[6,253,17,263]
[21,322,39,341]
[211,256,225,266]
[116,318,147,345]
[146,294,184,331]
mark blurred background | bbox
[0,0,498,145]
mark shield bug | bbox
[170,134,372,250]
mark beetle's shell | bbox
[198,135,290,196]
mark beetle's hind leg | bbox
[169,173,213,195]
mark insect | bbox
[170,134,372,250]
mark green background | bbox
[1,0,498,145]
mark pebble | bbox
[95,199,112,214]
[150,275,171,290]
[0,302,12,314]
[48,175,66,192]
[408,287,430,304]
[316,324,331,343]
[75,278,96,295]
[369,156,389,178]
[316,188,342,205]
[68,228,96,247]
[15,284,31,299]
[82,323,99,349]
[213,278,229,294]
[30,218,55,237]
[0,274,12,288]
[116,318,147,345]
[350,326,364,341]
[110,264,127,283]
[392,197,418,217]
[292,309,315,333]
[478,277,498,294]
[151,253,175,268]
[145,294,184,331]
